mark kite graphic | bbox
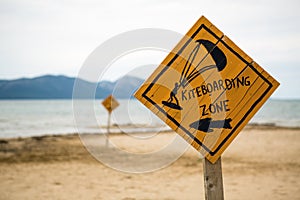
[162,39,227,110]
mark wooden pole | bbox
[203,157,224,200]
[106,112,111,148]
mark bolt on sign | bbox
[102,95,119,113]
[134,16,279,163]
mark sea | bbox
[0,99,299,138]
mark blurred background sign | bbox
[102,95,119,113]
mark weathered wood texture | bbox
[203,157,224,200]
[134,16,279,163]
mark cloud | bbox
[0,0,299,98]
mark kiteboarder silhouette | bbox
[162,39,227,110]
[162,82,181,110]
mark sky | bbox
[0,0,300,99]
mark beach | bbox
[0,126,299,200]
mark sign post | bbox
[101,95,119,147]
[134,16,279,199]
[203,157,224,200]
[106,111,111,147]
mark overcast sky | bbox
[0,0,299,99]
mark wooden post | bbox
[106,112,111,148]
[203,157,224,200]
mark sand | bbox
[0,126,299,200]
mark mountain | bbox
[0,75,144,99]
[106,76,144,99]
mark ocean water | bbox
[0,99,299,138]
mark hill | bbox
[0,75,144,99]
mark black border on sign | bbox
[141,24,273,156]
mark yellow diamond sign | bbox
[102,95,119,113]
[134,16,279,163]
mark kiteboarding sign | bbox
[134,16,279,163]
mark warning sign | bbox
[102,95,119,113]
[134,16,279,163]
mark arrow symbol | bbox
[189,118,232,133]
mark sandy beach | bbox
[0,126,299,200]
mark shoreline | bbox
[1,123,300,140]
[1,125,300,163]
